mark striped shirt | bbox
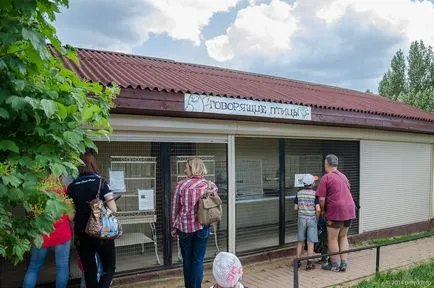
[294,189,319,219]
[171,176,218,233]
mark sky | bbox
[54,0,434,92]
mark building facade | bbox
[2,48,433,287]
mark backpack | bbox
[314,216,328,254]
[198,181,222,225]
[85,178,123,240]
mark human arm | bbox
[101,180,117,213]
[171,183,182,238]
[294,194,298,211]
[315,197,321,217]
[316,176,328,216]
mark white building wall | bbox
[360,141,432,233]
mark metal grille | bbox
[169,143,228,264]
[235,138,280,252]
[285,140,323,243]
[284,139,360,242]
[325,141,360,235]
[96,142,163,274]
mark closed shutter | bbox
[325,141,360,235]
[360,141,432,233]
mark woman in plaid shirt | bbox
[171,158,218,288]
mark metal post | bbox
[278,139,286,246]
[161,143,172,266]
[376,246,381,273]
[293,259,299,288]
[227,135,236,254]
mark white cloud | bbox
[206,0,434,63]
[144,0,242,46]
[206,0,298,61]
[316,0,434,47]
[205,35,234,61]
[55,0,242,52]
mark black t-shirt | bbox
[67,173,111,233]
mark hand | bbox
[171,229,178,239]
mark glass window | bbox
[235,138,280,252]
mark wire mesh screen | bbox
[285,139,360,243]
[285,139,323,243]
[170,143,228,265]
[94,142,163,274]
[235,138,280,252]
[325,141,360,235]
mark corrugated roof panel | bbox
[52,46,434,122]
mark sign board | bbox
[138,189,155,211]
[109,170,126,193]
[184,94,311,121]
[294,174,307,188]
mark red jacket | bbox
[41,186,72,247]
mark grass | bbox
[352,260,434,288]
[356,230,434,247]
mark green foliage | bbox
[378,40,434,112]
[353,260,434,288]
[0,0,119,264]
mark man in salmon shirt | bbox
[316,154,356,272]
[23,176,73,288]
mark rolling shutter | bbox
[360,141,432,233]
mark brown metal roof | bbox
[55,47,434,123]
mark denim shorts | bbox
[297,218,318,243]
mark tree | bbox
[0,0,119,263]
[378,40,434,112]
[378,50,407,101]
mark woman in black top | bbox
[68,152,117,288]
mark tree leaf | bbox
[0,108,9,119]
[50,163,66,178]
[56,102,67,120]
[40,99,57,118]
[81,106,93,122]
[12,80,26,92]
[6,96,26,111]
[1,175,22,187]
[0,140,19,153]
[63,131,82,147]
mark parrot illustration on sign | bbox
[185,94,210,112]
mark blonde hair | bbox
[187,158,208,176]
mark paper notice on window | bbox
[138,189,154,211]
[109,170,126,192]
[294,174,306,188]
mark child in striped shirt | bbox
[294,174,321,270]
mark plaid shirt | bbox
[171,176,218,234]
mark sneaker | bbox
[305,261,315,271]
[322,263,340,272]
[340,262,348,272]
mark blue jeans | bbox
[23,240,71,288]
[80,253,103,288]
[178,227,210,288]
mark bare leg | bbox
[307,241,314,257]
[296,241,303,259]
[338,227,350,262]
[327,226,340,264]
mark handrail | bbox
[293,232,434,288]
